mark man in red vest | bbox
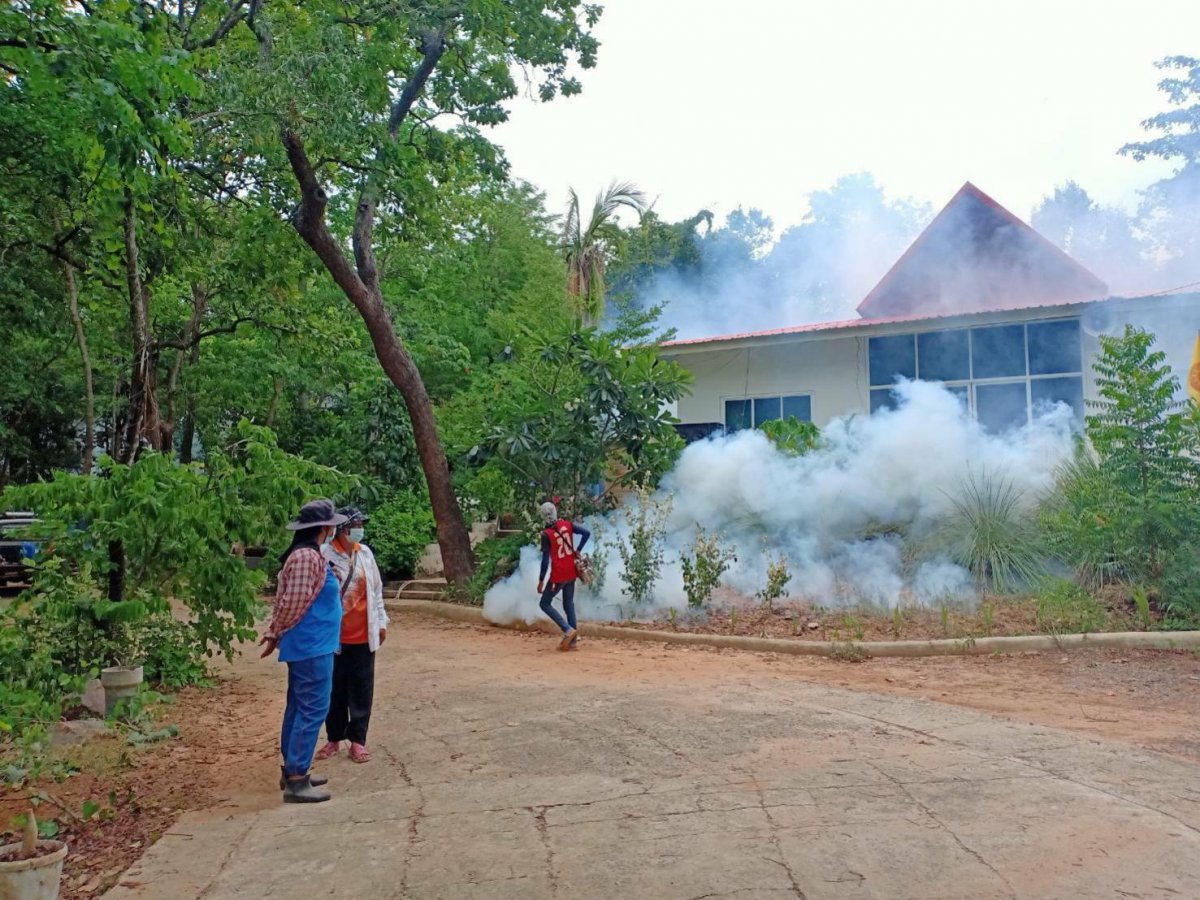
[536,500,591,651]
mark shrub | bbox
[1045,327,1200,597]
[369,491,437,578]
[760,416,820,456]
[1035,578,1108,634]
[617,490,672,606]
[938,469,1043,593]
[755,549,792,610]
[468,532,531,604]
[680,527,735,609]
[137,616,209,689]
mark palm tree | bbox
[562,181,647,325]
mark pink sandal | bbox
[315,741,341,760]
[349,743,372,763]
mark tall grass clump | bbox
[937,469,1043,594]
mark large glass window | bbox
[971,324,1026,379]
[868,318,1082,432]
[753,397,781,427]
[1028,319,1082,375]
[869,334,916,386]
[1031,377,1084,420]
[725,395,811,432]
[976,382,1029,433]
[917,329,970,382]
[782,395,812,422]
[724,399,751,432]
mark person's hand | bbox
[259,635,278,658]
[379,628,387,646]
[536,581,543,595]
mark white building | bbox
[663,183,1199,438]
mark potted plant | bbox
[97,618,145,716]
[0,810,68,900]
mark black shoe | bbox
[283,774,331,804]
[280,766,328,791]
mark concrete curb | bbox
[387,598,1200,659]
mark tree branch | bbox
[388,27,450,138]
[187,0,247,49]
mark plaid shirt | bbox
[266,547,327,641]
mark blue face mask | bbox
[348,527,365,543]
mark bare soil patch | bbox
[1,651,281,899]
[608,591,1169,642]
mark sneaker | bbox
[558,627,578,651]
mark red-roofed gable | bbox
[857,182,1108,318]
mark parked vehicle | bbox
[0,511,40,594]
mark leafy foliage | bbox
[760,417,821,457]
[368,492,437,579]
[1042,328,1200,618]
[1035,578,1108,634]
[616,491,672,607]
[679,527,736,609]
[755,550,792,610]
[478,325,691,518]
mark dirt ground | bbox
[4,612,1200,896]
[614,590,1160,643]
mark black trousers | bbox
[325,642,375,745]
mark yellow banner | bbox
[1191,332,1200,407]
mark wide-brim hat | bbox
[286,499,348,531]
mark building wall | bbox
[669,295,1200,433]
[673,335,868,428]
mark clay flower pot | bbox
[0,840,68,900]
[100,665,144,716]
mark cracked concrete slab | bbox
[106,616,1200,900]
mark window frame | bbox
[867,317,1084,430]
[721,392,813,432]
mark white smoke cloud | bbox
[483,381,1077,626]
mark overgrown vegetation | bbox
[938,470,1042,593]
[617,491,673,607]
[1041,327,1200,618]
[680,527,736,609]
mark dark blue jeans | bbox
[281,653,334,776]
[540,580,577,635]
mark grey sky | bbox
[491,0,1195,229]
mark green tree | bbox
[1044,327,1200,612]
[476,325,691,518]
[1120,56,1200,285]
[198,0,603,583]
[562,181,647,325]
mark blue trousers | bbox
[281,653,334,777]
[539,580,577,635]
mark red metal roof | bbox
[660,300,1086,350]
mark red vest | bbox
[545,520,578,583]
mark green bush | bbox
[1035,578,1108,634]
[1045,328,1200,597]
[680,527,735,609]
[137,615,209,689]
[468,532,532,604]
[369,491,437,578]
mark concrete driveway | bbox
[107,615,1200,900]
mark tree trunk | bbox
[61,252,95,474]
[265,376,284,429]
[122,192,161,461]
[163,284,208,456]
[281,129,475,583]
